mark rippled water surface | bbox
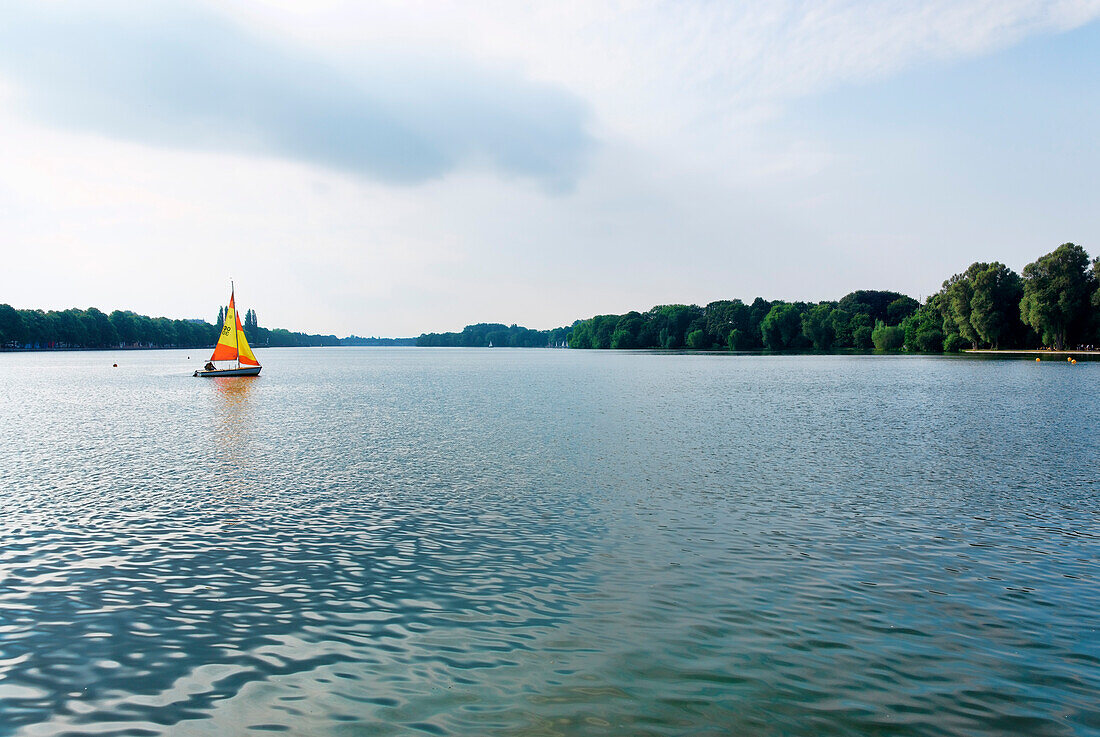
[0,348,1097,736]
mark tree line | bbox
[6,243,1097,353]
[417,323,572,348]
[568,243,1099,352]
[567,292,922,351]
[342,335,418,346]
[0,305,340,350]
[418,243,1099,352]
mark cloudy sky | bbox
[1,0,1098,336]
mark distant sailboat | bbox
[194,283,262,377]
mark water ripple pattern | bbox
[0,349,1097,736]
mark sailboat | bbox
[194,283,262,377]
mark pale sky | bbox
[1,0,1098,336]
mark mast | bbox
[232,279,239,370]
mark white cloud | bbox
[206,0,1100,135]
[0,1,595,190]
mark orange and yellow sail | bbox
[209,291,260,367]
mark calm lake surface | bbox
[0,348,1097,736]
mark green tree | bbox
[829,308,853,347]
[740,298,771,350]
[592,315,619,349]
[614,312,644,348]
[110,310,139,346]
[0,304,26,346]
[943,266,980,348]
[901,298,944,353]
[242,308,264,343]
[610,327,635,349]
[56,309,89,347]
[1019,243,1095,349]
[726,297,770,349]
[837,290,914,324]
[871,320,904,350]
[648,304,701,349]
[85,307,118,347]
[849,313,873,350]
[760,303,803,350]
[569,320,595,349]
[153,317,177,346]
[1093,257,1100,308]
[20,309,54,347]
[568,316,624,349]
[969,263,1023,349]
[685,329,706,349]
[801,303,835,350]
[886,296,919,324]
[704,300,749,348]
[943,333,967,352]
[1090,256,1100,341]
[133,314,155,346]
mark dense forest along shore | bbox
[4,242,1099,355]
[422,242,1100,354]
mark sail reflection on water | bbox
[209,375,260,514]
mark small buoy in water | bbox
[113,363,118,367]
[1035,357,1040,362]
[1071,359,1077,364]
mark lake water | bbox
[0,348,1097,736]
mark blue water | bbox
[0,348,1097,736]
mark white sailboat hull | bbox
[194,366,262,377]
